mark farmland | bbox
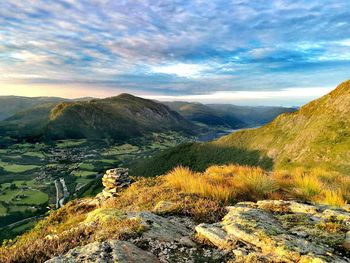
[0,131,194,241]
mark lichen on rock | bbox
[196,200,350,262]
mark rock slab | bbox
[46,240,159,263]
[196,200,350,262]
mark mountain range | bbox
[0,94,295,142]
[0,94,196,141]
[163,101,296,128]
[133,80,350,176]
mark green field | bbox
[78,163,96,171]
[23,151,45,158]
[71,170,97,177]
[0,161,39,173]
[56,139,86,148]
[0,187,48,205]
[0,204,6,216]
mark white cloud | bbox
[150,63,209,78]
[142,87,333,105]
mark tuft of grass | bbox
[291,168,324,199]
[166,166,236,202]
[166,165,277,202]
[319,189,347,207]
[102,176,226,223]
[234,169,277,200]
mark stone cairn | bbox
[100,168,133,199]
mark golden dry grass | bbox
[275,167,348,207]
[166,165,349,207]
[166,165,278,202]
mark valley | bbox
[0,132,195,241]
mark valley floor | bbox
[0,131,195,241]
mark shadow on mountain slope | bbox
[131,142,273,177]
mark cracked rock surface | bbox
[196,200,350,262]
[45,240,159,263]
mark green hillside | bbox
[133,80,350,176]
[0,96,66,121]
[0,103,56,139]
[207,104,297,125]
[218,80,350,173]
[0,94,196,141]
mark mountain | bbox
[163,101,246,128]
[218,80,350,173]
[0,96,66,121]
[0,103,58,138]
[207,104,297,126]
[0,94,196,141]
[163,101,296,128]
[132,80,350,176]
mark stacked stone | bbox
[101,168,132,198]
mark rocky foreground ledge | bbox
[46,199,350,263]
[197,200,350,262]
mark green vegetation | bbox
[216,80,350,174]
[0,204,6,216]
[0,161,39,173]
[207,104,297,126]
[0,94,196,141]
[0,96,65,121]
[132,142,273,177]
[134,80,350,176]
[56,139,86,148]
[0,131,194,242]
[164,101,296,128]
[23,152,45,158]
[164,101,245,128]
[71,170,97,177]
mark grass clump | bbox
[102,176,226,223]
[275,167,349,207]
[165,165,349,207]
[0,200,143,263]
[292,168,324,199]
[166,165,277,202]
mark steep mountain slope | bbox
[207,104,297,125]
[132,80,350,176]
[0,96,66,121]
[0,103,57,138]
[0,94,196,141]
[217,80,350,173]
[163,101,245,128]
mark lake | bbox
[197,126,261,142]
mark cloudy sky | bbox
[0,0,350,105]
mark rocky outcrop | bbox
[98,168,132,199]
[46,207,229,263]
[153,200,179,214]
[46,240,159,263]
[127,212,229,262]
[196,200,350,262]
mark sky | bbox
[0,0,350,106]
